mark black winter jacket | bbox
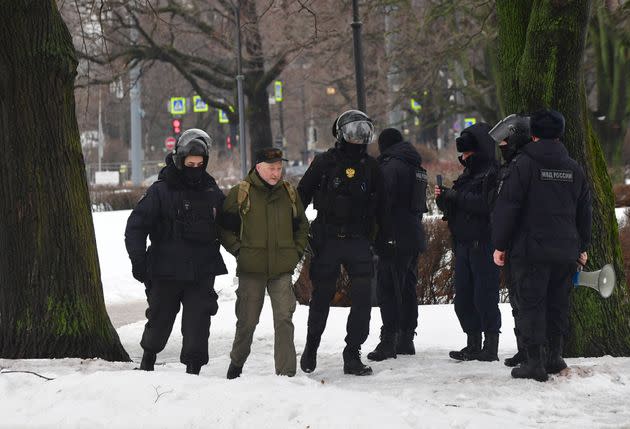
[377,141,427,253]
[125,154,228,281]
[492,139,592,263]
[440,123,499,243]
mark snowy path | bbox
[2,210,630,428]
[3,301,630,428]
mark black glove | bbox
[436,187,457,214]
[442,187,458,203]
[131,257,147,283]
[377,239,397,260]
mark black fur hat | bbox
[530,109,565,139]
[456,132,478,152]
[378,128,404,152]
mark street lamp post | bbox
[232,1,247,178]
[351,0,367,113]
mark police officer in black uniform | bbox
[125,129,227,375]
[492,109,592,382]
[488,114,532,368]
[367,128,427,361]
[435,123,502,362]
[297,109,390,376]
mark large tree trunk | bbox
[0,1,129,361]
[497,0,630,357]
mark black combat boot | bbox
[546,335,568,374]
[367,329,397,361]
[186,363,201,375]
[511,345,548,382]
[300,334,321,373]
[226,362,242,380]
[140,351,156,371]
[343,346,373,376]
[504,329,526,367]
[449,332,482,361]
[396,329,416,355]
[475,332,499,362]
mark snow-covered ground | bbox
[2,210,630,428]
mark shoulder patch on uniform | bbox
[540,169,574,182]
[416,169,428,182]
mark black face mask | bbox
[499,145,517,163]
[183,166,204,185]
[459,153,487,172]
[339,141,365,158]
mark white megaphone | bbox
[572,264,616,298]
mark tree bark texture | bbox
[497,0,630,357]
[0,1,129,361]
[589,6,629,164]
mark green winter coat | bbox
[219,170,309,279]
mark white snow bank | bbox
[3,209,630,428]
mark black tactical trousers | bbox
[308,236,374,349]
[141,277,218,366]
[504,257,522,337]
[377,251,420,334]
[510,260,574,346]
[454,241,501,334]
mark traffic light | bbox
[172,118,182,136]
[226,135,232,150]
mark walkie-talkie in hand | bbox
[436,174,443,188]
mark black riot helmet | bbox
[172,128,212,170]
[489,114,531,144]
[332,109,375,145]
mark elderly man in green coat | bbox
[220,148,309,378]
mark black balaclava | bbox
[500,133,531,163]
[182,166,205,186]
[338,140,366,158]
[459,151,489,173]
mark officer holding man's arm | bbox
[492,109,592,382]
[125,129,227,375]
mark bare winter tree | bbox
[0,1,129,360]
[75,0,339,166]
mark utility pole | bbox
[278,97,285,148]
[233,1,247,178]
[129,27,143,186]
[98,87,104,172]
[301,84,308,164]
[385,5,403,127]
[351,0,367,113]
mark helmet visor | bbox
[340,120,374,145]
[489,114,531,143]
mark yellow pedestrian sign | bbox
[274,81,283,102]
[410,98,422,112]
[218,109,229,124]
[464,117,477,127]
[193,96,208,113]
[170,97,186,115]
